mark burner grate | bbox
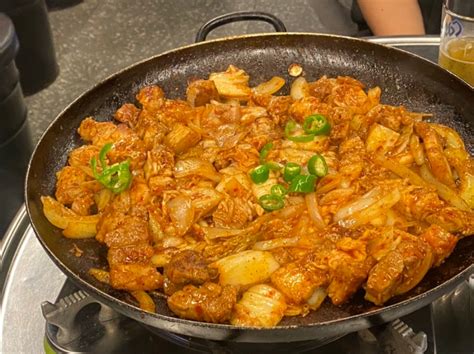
[42,283,431,354]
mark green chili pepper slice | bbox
[283,162,301,182]
[307,154,328,177]
[271,184,288,197]
[284,120,315,142]
[250,164,270,184]
[265,161,283,171]
[259,143,273,164]
[91,143,132,194]
[303,114,331,135]
[259,194,285,211]
[288,174,316,193]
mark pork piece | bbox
[420,225,457,267]
[288,96,321,123]
[212,197,254,229]
[77,117,146,169]
[108,243,155,266]
[143,144,176,195]
[109,263,163,291]
[426,207,474,237]
[68,145,100,168]
[134,109,169,150]
[163,250,215,295]
[136,85,165,112]
[96,212,150,247]
[158,99,196,127]
[327,106,353,141]
[106,134,147,170]
[114,103,141,127]
[325,78,377,115]
[186,79,219,107]
[365,232,433,305]
[251,94,292,125]
[167,282,238,323]
[415,122,455,188]
[270,248,331,304]
[71,193,95,216]
[78,117,132,146]
[396,187,445,221]
[55,166,101,206]
[327,238,375,305]
[338,136,365,183]
[243,117,280,150]
[366,105,414,132]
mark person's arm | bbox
[357,0,425,35]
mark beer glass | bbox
[438,0,474,86]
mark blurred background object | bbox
[438,0,474,86]
[352,0,443,36]
[0,0,58,95]
[0,13,33,237]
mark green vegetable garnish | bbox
[284,120,315,142]
[283,162,301,182]
[307,154,328,177]
[259,143,273,164]
[302,114,331,135]
[91,143,132,194]
[250,164,270,184]
[271,184,288,197]
[259,194,285,211]
[288,174,316,193]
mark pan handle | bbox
[195,11,287,43]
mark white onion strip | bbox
[333,187,382,222]
[305,192,326,230]
[253,237,300,251]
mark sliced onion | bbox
[430,123,465,149]
[253,237,300,251]
[290,76,308,100]
[166,195,195,236]
[212,250,280,287]
[231,284,287,327]
[374,155,428,187]
[339,189,401,228]
[252,76,286,95]
[201,227,244,240]
[307,287,327,310]
[305,192,325,230]
[174,158,221,183]
[419,164,470,211]
[334,187,382,222]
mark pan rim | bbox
[25,32,474,339]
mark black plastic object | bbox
[0,12,32,237]
[0,13,19,100]
[0,0,58,95]
[195,11,287,43]
[0,119,33,237]
[0,82,27,143]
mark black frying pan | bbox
[25,12,473,343]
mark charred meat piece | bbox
[271,249,330,304]
[186,79,219,107]
[365,232,433,305]
[167,282,238,323]
[163,250,216,295]
[110,263,163,291]
[420,224,457,267]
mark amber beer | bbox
[438,37,474,86]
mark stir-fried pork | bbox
[42,65,474,327]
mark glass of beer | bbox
[438,0,474,86]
